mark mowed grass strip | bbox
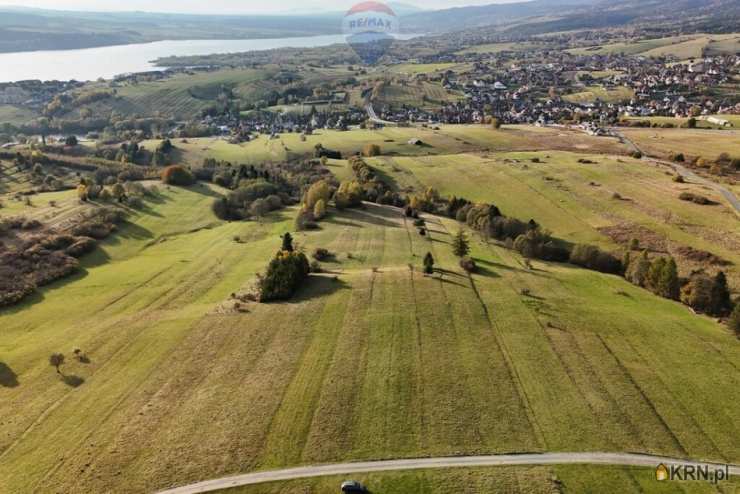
[1,190,738,493]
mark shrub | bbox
[127,196,144,209]
[295,210,318,231]
[335,180,363,209]
[21,219,41,230]
[362,143,382,157]
[460,256,477,273]
[729,304,740,336]
[249,198,270,218]
[233,181,279,204]
[313,248,332,261]
[161,165,195,186]
[512,229,570,263]
[313,144,342,160]
[681,274,714,313]
[678,192,712,205]
[569,244,622,274]
[257,251,310,302]
[313,198,327,220]
[66,237,97,257]
[49,353,65,373]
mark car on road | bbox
[341,480,367,493]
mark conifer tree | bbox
[729,303,740,336]
[659,257,680,300]
[452,230,470,258]
[711,271,732,316]
[281,233,294,252]
[423,252,435,275]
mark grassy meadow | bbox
[141,125,630,167]
[567,33,740,59]
[358,151,740,289]
[623,115,740,129]
[563,86,635,104]
[0,178,739,493]
[88,68,274,120]
[621,128,740,162]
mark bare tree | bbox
[49,353,65,374]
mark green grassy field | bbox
[623,115,740,130]
[71,68,276,120]
[1,180,738,493]
[0,161,32,195]
[140,125,630,167]
[359,151,740,291]
[567,33,740,59]
[0,104,37,126]
[374,81,463,109]
[457,42,540,55]
[387,63,460,75]
[621,128,740,161]
[563,86,635,104]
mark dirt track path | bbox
[157,452,739,493]
[613,129,740,215]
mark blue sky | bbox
[0,0,523,14]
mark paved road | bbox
[365,102,397,126]
[157,453,740,493]
[613,129,740,215]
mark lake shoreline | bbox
[0,32,344,56]
[0,35,351,83]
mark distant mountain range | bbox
[0,0,737,54]
[399,0,740,34]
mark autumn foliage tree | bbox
[303,179,331,213]
[313,199,327,220]
[335,180,364,209]
[161,165,195,186]
[362,143,382,157]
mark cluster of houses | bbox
[6,30,736,143]
[0,80,83,110]
[369,50,739,128]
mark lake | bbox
[0,35,356,83]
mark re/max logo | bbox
[656,463,730,484]
[347,18,393,30]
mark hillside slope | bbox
[0,186,737,493]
